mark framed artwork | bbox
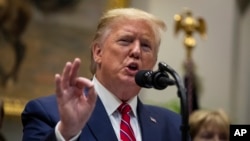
[0,0,129,116]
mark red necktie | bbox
[118,103,136,141]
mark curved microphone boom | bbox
[135,62,189,141]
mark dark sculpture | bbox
[0,0,81,87]
[0,0,31,87]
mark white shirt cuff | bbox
[55,121,82,141]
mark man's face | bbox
[94,18,158,92]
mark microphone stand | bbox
[158,62,189,141]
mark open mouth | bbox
[127,63,139,71]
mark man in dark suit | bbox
[22,8,184,141]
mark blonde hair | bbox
[90,8,166,74]
[189,109,230,139]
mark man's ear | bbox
[92,43,102,63]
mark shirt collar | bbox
[92,76,138,117]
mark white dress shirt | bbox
[55,76,142,141]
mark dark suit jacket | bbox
[22,95,184,141]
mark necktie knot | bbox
[118,103,131,115]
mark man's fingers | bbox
[69,58,81,86]
[75,77,93,90]
[55,74,62,96]
[75,77,97,104]
[61,62,72,89]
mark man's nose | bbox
[130,41,141,59]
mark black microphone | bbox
[135,70,175,90]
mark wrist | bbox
[58,121,81,140]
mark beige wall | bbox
[232,6,250,124]
[132,0,250,124]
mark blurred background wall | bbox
[134,0,250,125]
[0,0,249,140]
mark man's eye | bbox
[141,43,151,51]
[118,39,132,46]
[141,43,149,48]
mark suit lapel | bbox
[137,99,162,141]
[80,97,164,141]
[86,97,118,141]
